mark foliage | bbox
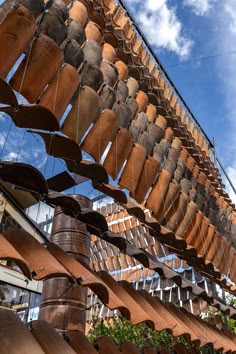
[87,315,221,353]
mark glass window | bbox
[0,281,41,323]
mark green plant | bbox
[87,315,222,353]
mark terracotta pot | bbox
[164,127,174,142]
[102,42,117,63]
[89,12,106,30]
[136,90,148,112]
[126,97,139,120]
[83,39,102,66]
[81,62,104,92]
[145,104,156,122]
[185,156,195,172]
[115,60,129,80]
[38,64,80,122]
[10,34,63,103]
[81,109,119,162]
[112,101,132,128]
[155,115,167,131]
[127,77,139,98]
[165,192,189,231]
[38,4,68,45]
[155,180,181,223]
[100,84,116,110]
[103,128,133,180]
[64,39,84,69]
[116,80,129,103]
[15,0,44,17]
[100,59,118,87]
[146,169,171,217]
[0,4,37,79]
[119,143,147,195]
[67,19,86,46]
[85,21,103,45]
[69,0,88,27]
[134,156,160,203]
[62,85,100,143]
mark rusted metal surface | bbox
[40,195,92,332]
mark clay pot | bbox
[100,85,116,110]
[81,62,104,92]
[145,104,156,122]
[116,80,129,103]
[103,128,133,180]
[67,19,86,46]
[64,39,84,69]
[62,86,100,143]
[102,43,117,63]
[127,77,139,98]
[10,34,63,103]
[136,90,148,112]
[81,109,119,162]
[112,101,132,128]
[85,21,103,45]
[119,144,147,194]
[83,39,102,66]
[69,0,88,27]
[115,60,129,81]
[100,59,118,87]
[38,64,80,122]
[0,5,37,79]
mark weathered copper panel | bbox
[146,169,171,217]
[38,64,80,122]
[81,109,118,161]
[69,0,88,27]
[134,156,160,203]
[62,86,100,143]
[103,128,134,179]
[0,5,36,78]
[119,144,147,194]
[0,78,18,107]
[10,34,63,103]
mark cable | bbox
[166,50,236,68]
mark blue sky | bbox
[124,0,236,201]
[1,0,236,225]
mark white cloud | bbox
[183,0,216,16]
[126,0,193,59]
